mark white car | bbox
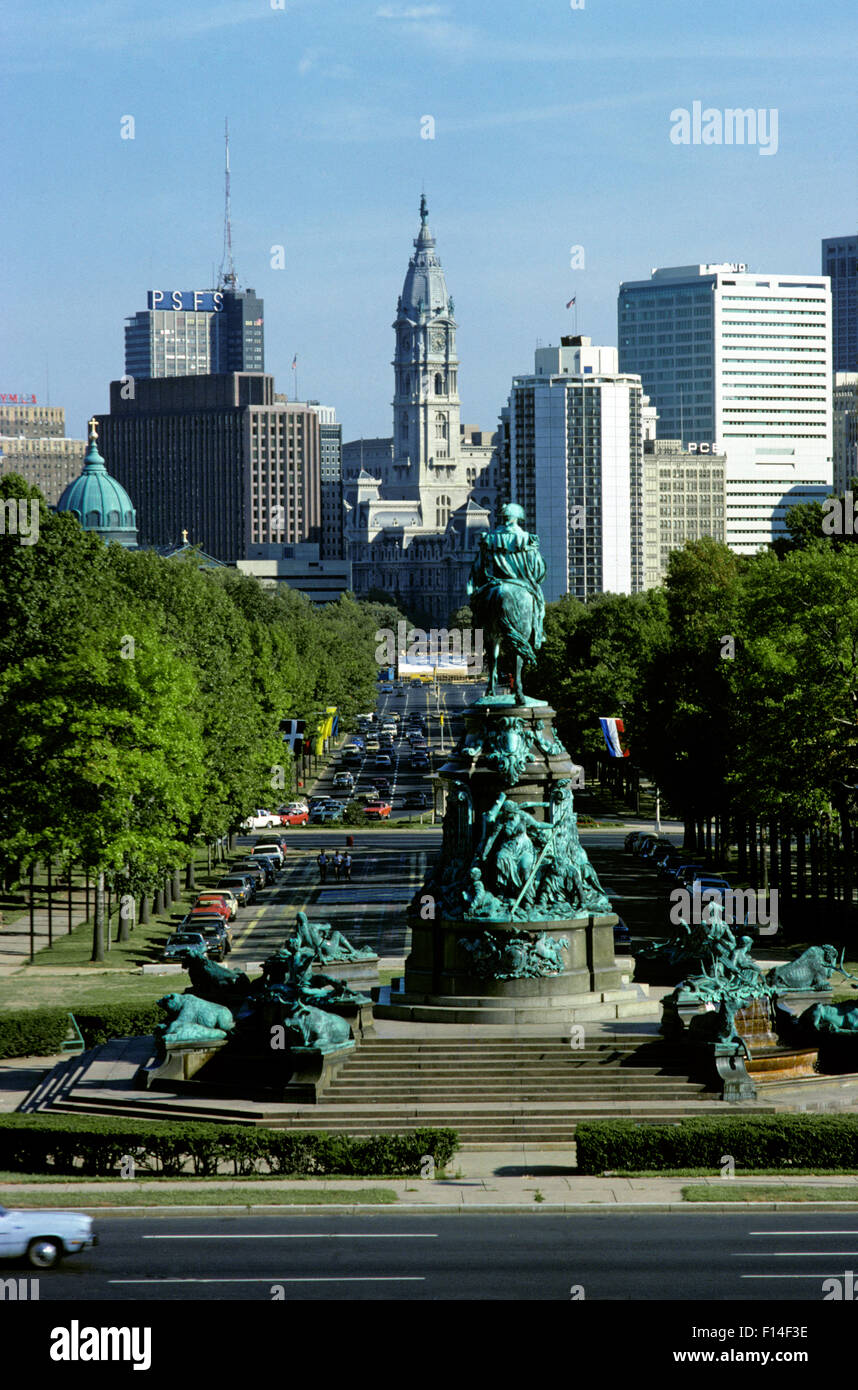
[252,842,285,867]
[0,1206,97,1269]
[241,809,283,831]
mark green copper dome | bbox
[57,420,138,547]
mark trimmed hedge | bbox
[0,1005,163,1060]
[0,1114,459,1177]
[576,1116,858,1174]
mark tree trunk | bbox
[185,860,195,893]
[91,870,105,963]
[736,817,747,878]
[164,875,173,908]
[68,860,74,934]
[118,883,133,943]
[207,843,212,875]
[809,829,820,907]
[171,867,181,901]
[47,860,53,948]
[140,894,150,925]
[749,820,758,883]
[154,885,165,915]
[796,830,806,904]
[768,820,779,889]
[28,863,35,964]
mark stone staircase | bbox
[36,1033,770,1148]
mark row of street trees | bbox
[0,475,401,959]
[533,524,858,934]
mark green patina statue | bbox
[262,942,371,1006]
[798,1000,858,1035]
[468,502,546,704]
[459,929,569,980]
[291,910,375,963]
[259,995,353,1053]
[460,715,564,786]
[766,944,857,994]
[185,945,252,1006]
[155,991,235,1050]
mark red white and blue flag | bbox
[566,296,576,308]
[291,354,298,370]
[600,717,630,758]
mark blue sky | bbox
[3,0,856,443]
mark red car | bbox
[364,799,392,820]
[280,810,309,826]
[193,893,235,922]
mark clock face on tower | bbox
[430,327,446,353]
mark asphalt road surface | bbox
[13,1210,858,1302]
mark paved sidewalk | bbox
[5,1169,858,1213]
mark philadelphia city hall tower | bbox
[343,197,500,624]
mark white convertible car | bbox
[0,1206,97,1268]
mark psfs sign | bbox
[147,291,224,312]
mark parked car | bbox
[278,801,308,816]
[633,834,657,856]
[690,877,733,901]
[364,799,392,819]
[675,863,707,886]
[624,831,643,852]
[197,921,232,957]
[252,842,285,867]
[163,931,208,963]
[279,808,309,826]
[234,860,269,889]
[194,891,238,922]
[245,854,279,884]
[402,792,430,810]
[216,875,254,906]
[187,897,230,924]
[310,803,345,823]
[241,809,283,831]
[176,916,229,960]
[641,838,676,861]
[0,1205,97,1269]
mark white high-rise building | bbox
[619,264,833,554]
[506,336,643,602]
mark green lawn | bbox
[683,1185,858,1203]
[0,1187,399,1208]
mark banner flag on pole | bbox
[600,717,630,758]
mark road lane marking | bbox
[110,1277,426,1284]
[736,1251,858,1256]
[142,1233,438,1240]
[749,1230,858,1235]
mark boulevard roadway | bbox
[20,1210,858,1301]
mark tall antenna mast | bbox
[218,118,237,291]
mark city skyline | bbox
[3,0,856,444]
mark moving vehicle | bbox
[365,737,380,753]
[402,791,430,810]
[374,777,391,795]
[364,799,392,819]
[374,754,393,771]
[0,1206,97,1269]
[310,802,345,823]
[240,809,283,831]
[410,754,430,771]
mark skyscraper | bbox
[306,402,344,560]
[833,373,858,494]
[124,287,264,380]
[343,197,499,622]
[0,402,85,505]
[822,234,858,373]
[506,337,644,602]
[619,263,832,554]
[96,373,319,562]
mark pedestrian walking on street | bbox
[333,851,343,882]
[343,852,352,882]
[317,851,328,883]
